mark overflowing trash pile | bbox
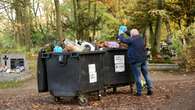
[43,39,128,53]
[43,25,128,53]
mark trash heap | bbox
[44,39,128,53]
[44,25,129,53]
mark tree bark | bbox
[13,0,23,46]
[151,0,164,57]
[54,0,63,41]
[165,16,172,38]
[92,0,97,41]
[73,0,78,39]
[87,0,91,41]
[185,0,193,27]
[153,15,162,54]
[13,0,32,49]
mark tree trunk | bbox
[13,0,23,46]
[185,0,194,27]
[152,15,162,55]
[24,0,33,50]
[87,0,91,41]
[13,0,32,50]
[76,0,80,40]
[54,0,63,41]
[32,0,40,32]
[149,21,154,51]
[151,0,164,57]
[165,16,172,38]
[73,0,79,39]
[92,0,97,41]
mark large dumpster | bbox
[37,49,48,92]
[103,48,134,92]
[38,51,104,105]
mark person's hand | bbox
[116,34,121,41]
[118,31,124,35]
[118,25,127,35]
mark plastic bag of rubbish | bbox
[16,68,20,73]
[81,41,95,51]
[104,41,120,48]
[53,45,63,53]
[16,66,25,73]
[64,39,84,52]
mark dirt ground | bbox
[0,71,195,110]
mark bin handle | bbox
[70,53,80,59]
[58,55,69,66]
[41,53,50,59]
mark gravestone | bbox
[0,53,28,72]
[0,53,32,82]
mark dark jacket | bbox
[117,34,147,64]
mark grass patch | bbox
[0,80,24,89]
[149,58,175,64]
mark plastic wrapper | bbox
[64,39,84,52]
[104,41,120,48]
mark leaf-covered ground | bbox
[0,71,195,110]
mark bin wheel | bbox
[98,94,102,100]
[54,96,61,102]
[98,90,104,100]
[113,87,117,93]
[102,88,107,96]
[78,95,88,106]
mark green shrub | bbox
[0,34,16,49]
[172,30,183,55]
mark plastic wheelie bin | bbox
[103,48,134,93]
[38,51,104,105]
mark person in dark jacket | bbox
[117,29,153,96]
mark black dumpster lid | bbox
[43,51,105,56]
[79,51,105,55]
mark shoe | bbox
[147,90,153,95]
[136,92,142,96]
